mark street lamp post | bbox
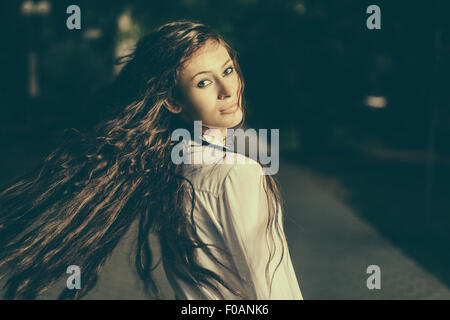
[20,0,51,129]
[20,0,51,99]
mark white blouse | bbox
[164,131,303,300]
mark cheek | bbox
[178,92,215,123]
[189,89,217,111]
[229,75,241,98]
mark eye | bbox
[224,66,234,75]
[196,66,234,88]
[197,79,212,88]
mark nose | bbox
[217,79,235,100]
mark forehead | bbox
[180,40,231,78]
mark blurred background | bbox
[0,0,449,299]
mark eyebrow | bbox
[191,58,232,80]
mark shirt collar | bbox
[182,129,232,163]
[202,130,226,148]
[190,128,228,149]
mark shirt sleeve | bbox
[221,162,303,300]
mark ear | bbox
[164,97,183,114]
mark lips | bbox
[220,102,238,113]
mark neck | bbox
[201,126,227,147]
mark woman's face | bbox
[174,40,243,134]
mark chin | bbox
[206,110,243,129]
[227,113,243,128]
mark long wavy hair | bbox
[0,19,286,300]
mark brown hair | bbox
[0,19,285,300]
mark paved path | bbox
[278,159,450,299]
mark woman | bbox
[0,20,302,300]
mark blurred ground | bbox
[280,156,450,299]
